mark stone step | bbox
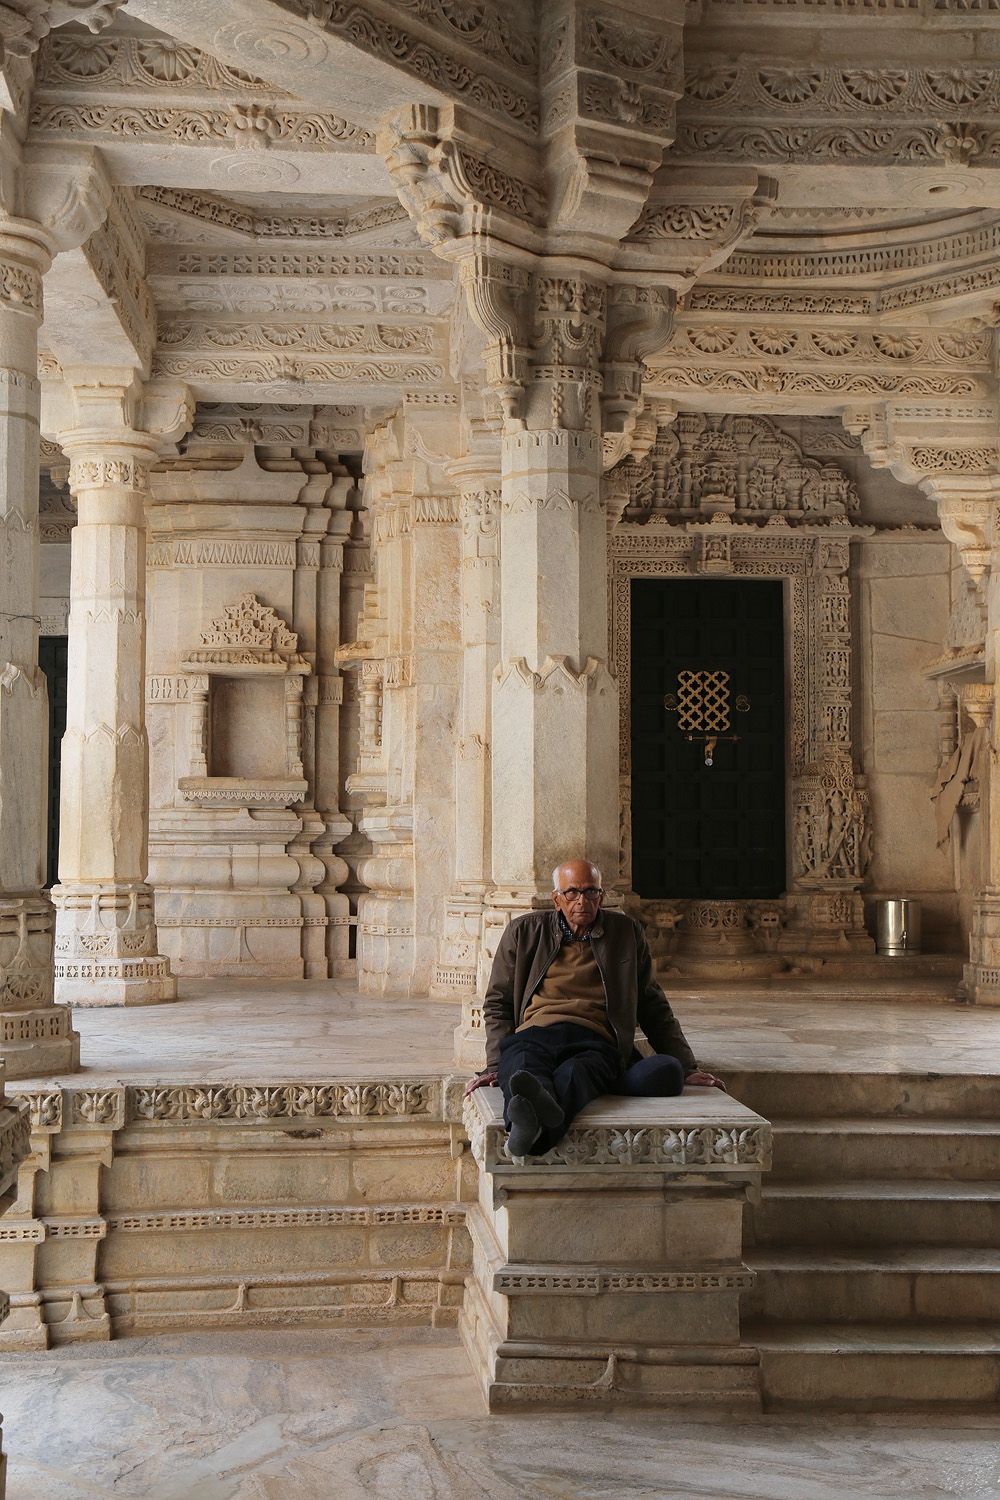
[747,1180,1000,1249]
[770,1119,1000,1180]
[744,1320,1000,1409]
[721,1070,997,1122]
[744,1248,1000,1322]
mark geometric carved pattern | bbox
[676,670,730,733]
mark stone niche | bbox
[177,594,310,811]
[147,442,352,980]
[150,596,316,979]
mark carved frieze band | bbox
[275,0,539,133]
[494,1265,756,1294]
[137,187,409,242]
[12,1078,464,1131]
[68,456,151,493]
[472,1116,772,1171]
[30,102,372,152]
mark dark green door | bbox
[630,578,786,899]
[38,635,68,890]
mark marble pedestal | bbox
[461,1087,771,1410]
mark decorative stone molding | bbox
[29,101,372,152]
[682,59,1000,121]
[494,1265,756,1294]
[281,0,539,134]
[12,1076,465,1127]
[136,186,408,242]
[147,247,441,280]
[37,30,296,94]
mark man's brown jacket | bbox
[483,908,698,1075]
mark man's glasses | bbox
[557,887,602,901]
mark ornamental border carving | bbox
[12,1078,464,1130]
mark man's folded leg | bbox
[531,1024,623,1155]
[497,1029,564,1156]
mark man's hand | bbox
[464,1070,498,1096]
[685,1071,727,1092]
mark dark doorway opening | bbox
[630,578,786,899]
[38,635,68,890]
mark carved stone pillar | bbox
[287,462,352,977]
[52,429,176,1004]
[433,447,501,1062]
[781,535,873,953]
[0,221,80,1072]
[964,505,1000,1003]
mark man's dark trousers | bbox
[497,1021,623,1155]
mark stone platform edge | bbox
[464,1086,772,1172]
[9,1075,471,1132]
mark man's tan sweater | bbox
[517,940,614,1043]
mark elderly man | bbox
[467,859,725,1158]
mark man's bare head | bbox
[551,859,604,935]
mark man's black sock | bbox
[506,1095,541,1156]
[509,1070,564,1129]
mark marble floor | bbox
[2,1327,999,1499]
[31,975,1000,1085]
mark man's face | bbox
[552,861,604,935]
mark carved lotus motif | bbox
[938,329,989,359]
[685,63,739,101]
[841,69,907,106]
[688,327,738,353]
[873,332,920,359]
[811,331,859,357]
[749,329,797,356]
[136,39,200,81]
[927,68,992,105]
[54,37,117,75]
[758,67,822,104]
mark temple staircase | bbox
[726,1068,1000,1409]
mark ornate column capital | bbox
[19,144,112,253]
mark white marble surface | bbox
[1,1329,998,1499]
[32,976,1000,1085]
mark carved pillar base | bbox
[779,889,873,955]
[356,808,415,996]
[672,901,785,978]
[963,894,1000,1004]
[52,884,175,1006]
[432,889,484,999]
[0,899,80,1075]
[452,885,553,1069]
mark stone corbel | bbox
[458,252,532,428]
[927,482,996,585]
[378,103,543,254]
[42,369,193,452]
[141,380,195,449]
[19,143,111,252]
[601,284,674,440]
[617,168,778,284]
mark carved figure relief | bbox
[616,414,861,521]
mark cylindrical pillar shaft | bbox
[0,221,79,1074]
[52,434,176,1005]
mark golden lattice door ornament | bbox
[664,670,749,766]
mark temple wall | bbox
[856,534,958,950]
